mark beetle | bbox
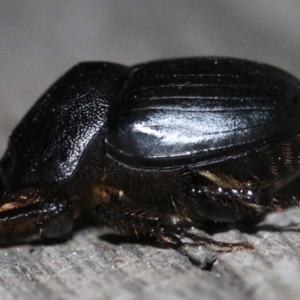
[0,57,299,249]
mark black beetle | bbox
[0,57,299,248]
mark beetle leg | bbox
[180,231,253,251]
[0,188,75,243]
[185,170,300,223]
[96,201,252,251]
[96,202,176,239]
[185,184,270,222]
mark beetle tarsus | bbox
[180,231,253,252]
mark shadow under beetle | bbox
[0,57,300,249]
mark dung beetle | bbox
[0,57,300,249]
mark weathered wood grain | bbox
[1,211,300,300]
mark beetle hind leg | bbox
[95,200,252,251]
[179,231,253,251]
[184,170,300,225]
[96,202,181,244]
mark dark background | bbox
[1,2,300,300]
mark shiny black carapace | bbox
[0,57,300,248]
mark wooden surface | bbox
[1,211,300,300]
[1,1,300,300]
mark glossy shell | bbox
[1,57,300,244]
[106,58,300,168]
[1,57,300,195]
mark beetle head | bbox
[0,150,76,243]
[0,62,130,243]
[0,182,75,243]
